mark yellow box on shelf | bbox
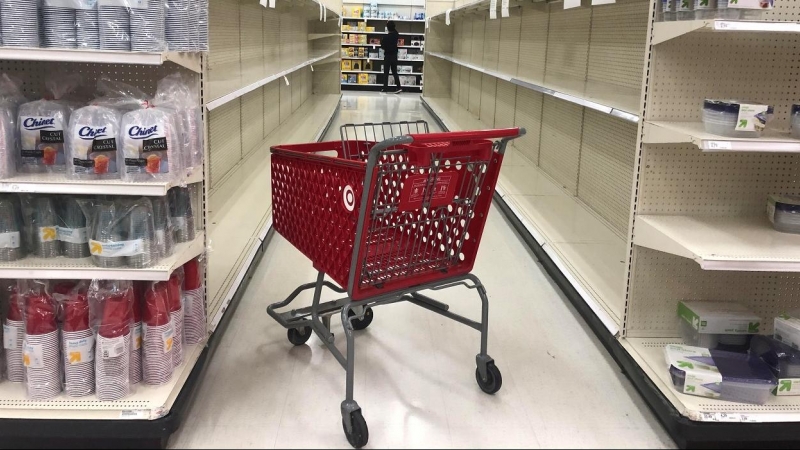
[358,73,369,84]
[341,60,352,70]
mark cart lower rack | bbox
[268,121,524,448]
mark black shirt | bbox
[381,30,399,60]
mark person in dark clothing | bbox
[380,21,402,94]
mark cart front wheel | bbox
[348,307,374,331]
[342,410,369,448]
[475,362,503,395]
[287,326,312,346]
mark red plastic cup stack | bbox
[167,271,184,368]
[129,284,143,385]
[60,283,95,397]
[182,258,206,345]
[143,281,173,385]
[95,289,132,401]
[3,288,24,383]
[24,292,62,400]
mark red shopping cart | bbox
[268,121,524,448]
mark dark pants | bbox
[383,57,400,90]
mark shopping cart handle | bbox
[406,128,525,144]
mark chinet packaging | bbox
[17,74,82,174]
[120,107,182,182]
[89,279,134,400]
[0,74,27,180]
[153,73,203,173]
[66,105,123,180]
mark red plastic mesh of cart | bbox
[271,128,518,300]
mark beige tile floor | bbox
[170,93,675,449]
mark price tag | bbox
[100,335,125,359]
[3,324,19,349]
[269,0,275,7]
[284,76,290,85]
[490,0,498,19]
[706,140,732,150]
[564,0,581,8]
[501,0,509,16]
[445,9,452,25]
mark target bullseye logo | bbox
[343,185,356,212]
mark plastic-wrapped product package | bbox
[153,73,204,173]
[120,106,183,182]
[0,195,24,262]
[123,197,156,268]
[98,0,131,51]
[0,0,40,48]
[182,256,206,345]
[19,279,62,400]
[129,0,167,52]
[66,105,123,180]
[168,186,195,243]
[3,282,24,382]
[167,267,183,368]
[77,197,126,268]
[130,281,143,385]
[57,196,91,259]
[165,0,207,51]
[42,0,79,49]
[0,74,27,181]
[20,195,61,259]
[142,280,174,385]
[151,195,174,260]
[54,280,95,397]
[75,0,100,49]
[93,77,150,114]
[17,74,83,174]
[89,279,134,400]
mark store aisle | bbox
[170,93,674,449]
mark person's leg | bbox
[391,59,401,93]
[382,60,390,92]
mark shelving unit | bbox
[423,0,800,446]
[0,0,343,447]
[340,1,425,91]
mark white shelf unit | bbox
[343,30,426,35]
[342,70,423,75]
[0,47,202,72]
[422,0,800,437]
[206,0,342,334]
[0,170,203,196]
[342,16,426,22]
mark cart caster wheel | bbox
[287,326,312,346]
[342,409,369,448]
[475,362,502,395]
[348,307,374,331]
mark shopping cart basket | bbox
[268,121,524,448]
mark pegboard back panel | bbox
[428,19,454,55]
[513,87,544,164]
[240,1,265,87]
[263,80,280,138]
[482,15,501,71]
[458,63,470,108]
[461,16,475,63]
[469,68,482,117]
[638,145,800,216]
[648,33,800,129]
[470,15,486,67]
[451,63,461,103]
[544,5,590,83]
[762,0,800,21]
[312,60,341,96]
[498,8,522,77]
[586,0,647,90]
[480,74,497,126]
[263,7,281,76]
[539,96,584,195]
[517,5,549,82]
[207,0,241,100]
[291,70,304,113]
[578,110,637,237]
[495,79,517,130]
[280,75,292,124]
[422,57,453,98]
[241,88,264,158]
[208,100,242,188]
[627,246,800,338]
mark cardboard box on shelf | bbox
[352,60,362,71]
[358,74,370,84]
[369,74,377,84]
[341,60,352,71]
[398,38,405,46]
[397,65,413,74]
[348,74,357,83]
[369,38,381,45]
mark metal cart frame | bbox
[268,121,524,448]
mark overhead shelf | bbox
[342,70,423,75]
[652,19,800,45]
[0,344,202,420]
[643,121,800,152]
[342,83,422,87]
[0,232,205,281]
[0,170,203,197]
[205,50,339,110]
[426,51,640,123]
[342,30,426,35]
[623,337,800,423]
[634,215,800,272]
[309,33,341,40]
[0,47,202,72]
[342,16,426,22]
[342,43,423,48]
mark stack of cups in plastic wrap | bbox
[58,282,95,397]
[0,0,40,48]
[182,257,205,345]
[143,281,173,385]
[95,284,132,401]
[0,196,23,262]
[4,287,24,383]
[23,289,62,400]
